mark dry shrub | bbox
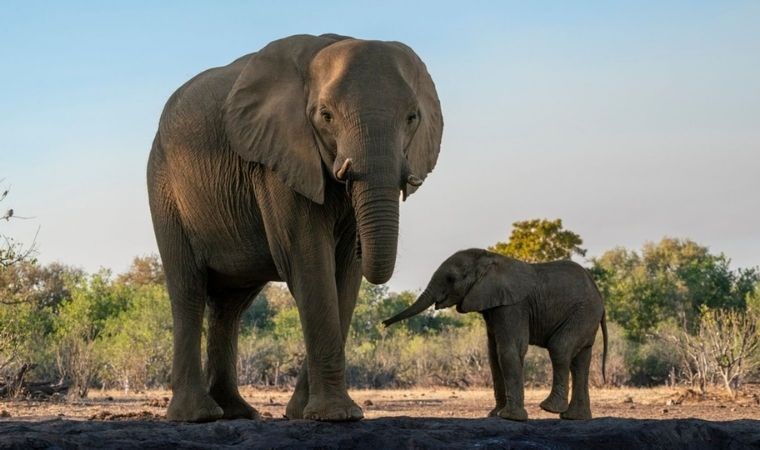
[237,333,304,387]
[345,320,490,388]
[524,347,551,386]
[663,307,760,396]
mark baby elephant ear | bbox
[459,257,535,313]
[223,34,350,204]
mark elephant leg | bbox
[540,349,571,414]
[487,331,507,417]
[253,170,361,421]
[285,232,362,420]
[285,249,362,421]
[334,230,363,355]
[153,197,222,421]
[206,286,264,420]
[562,346,593,420]
[285,362,309,420]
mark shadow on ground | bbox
[1,417,758,449]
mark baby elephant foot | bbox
[167,391,224,422]
[560,404,592,420]
[488,405,505,417]
[498,405,528,422]
[303,395,364,421]
[539,393,569,414]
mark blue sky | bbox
[1,1,759,291]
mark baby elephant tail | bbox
[601,309,608,384]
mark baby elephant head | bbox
[383,249,535,326]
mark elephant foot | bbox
[539,393,569,414]
[213,394,260,420]
[167,391,224,422]
[560,404,592,420]
[497,405,528,422]
[488,404,506,417]
[285,388,309,419]
[303,395,363,421]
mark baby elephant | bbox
[384,249,607,421]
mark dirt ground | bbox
[1,387,759,449]
[1,385,758,421]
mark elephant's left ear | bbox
[459,256,536,313]
[223,34,351,204]
[390,42,443,197]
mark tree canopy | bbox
[591,238,759,341]
[489,218,586,263]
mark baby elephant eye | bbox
[406,112,418,125]
[446,275,455,284]
[320,110,333,123]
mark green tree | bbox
[241,283,294,333]
[350,280,464,342]
[53,271,131,396]
[0,299,38,389]
[116,254,165,287]
[272,307,302,342]
[0,261,83,387]
[746,282,760,312]
[592,238,759,341]
[489,218,586,263]
[99,284,172,392]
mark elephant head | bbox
[383,249,536,326]
[223,34,443,284]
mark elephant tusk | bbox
[407,174,423,187]
[336,158,352,181]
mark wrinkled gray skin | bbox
[147,34,442,422]
[384,249,607,421]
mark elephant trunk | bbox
[383,289,435,327]
[352,182,399,284]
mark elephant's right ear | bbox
[459,256,535,313]
[223,34,350,204]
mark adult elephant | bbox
[147,34,442,422]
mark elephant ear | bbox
[390,42,443,196]
[223,34,351,204]
[459,256,535,313]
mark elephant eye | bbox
[406,112,418,125]
[320,110,333,123]
[446,274,455,284]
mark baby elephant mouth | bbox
[435,296,458,310]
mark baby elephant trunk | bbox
[383,289,435,327]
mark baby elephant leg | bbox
[540,350,571,414]
[486,332,506,417]
[561,345,593,420]
[487,336,527,421]
[484,306,528,421]
[495,345,527,421]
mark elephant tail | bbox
[601,309,608,385]
[584,268,608,385]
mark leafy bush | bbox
[52,271,131,397]
[1,237,758,395]
[98,284,172,392]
